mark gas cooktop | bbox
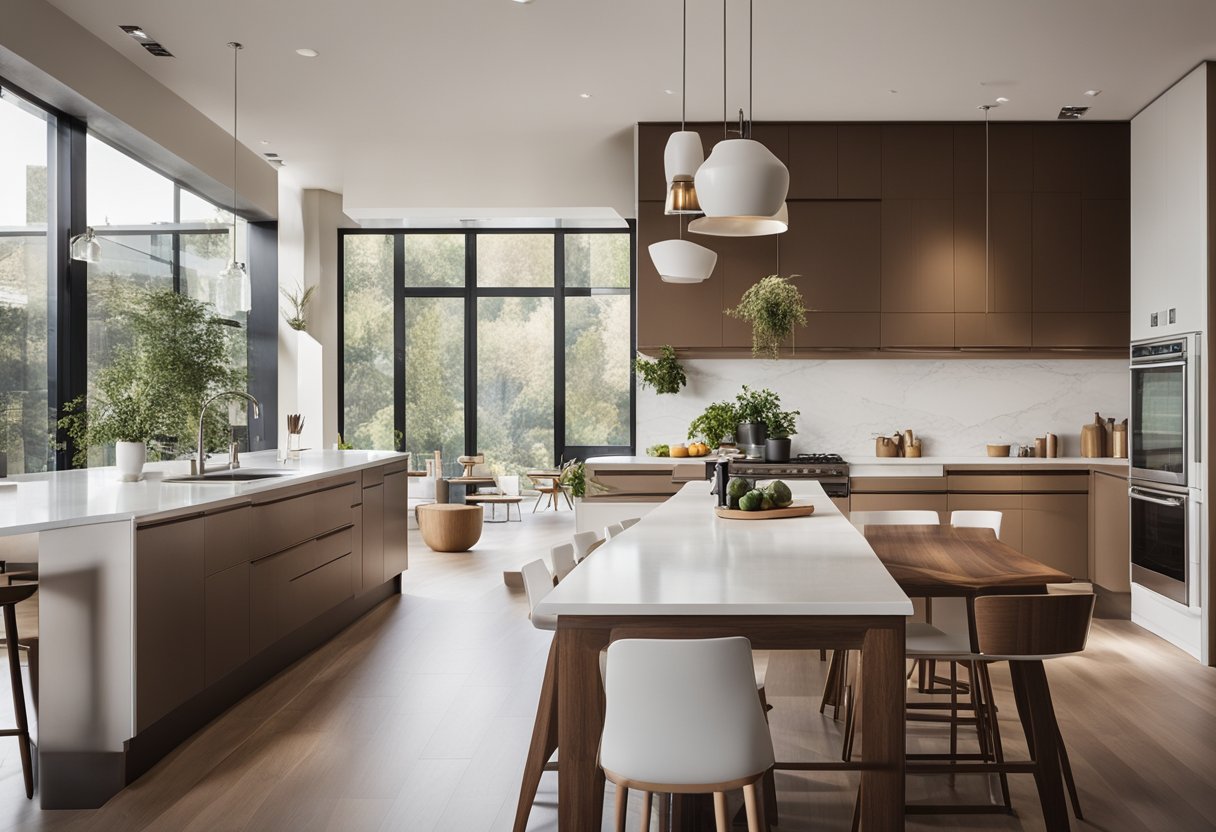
[794,453,846,464]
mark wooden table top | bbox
[864,524,1073,594]
[446,476,497,484]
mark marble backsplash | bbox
[636,358,1130,459]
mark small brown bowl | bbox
[986,444,1011,457]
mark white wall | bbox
[638,358,1129,458]
[1131,64,1208,341]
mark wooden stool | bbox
[0,584,37,798]
[417,504,483,552]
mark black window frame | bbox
[338,223,637,468]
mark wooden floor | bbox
[0,511,1213,831]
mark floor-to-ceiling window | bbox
[340,226,635,478]
[0,88,53,474]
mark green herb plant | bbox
[725,274,808,359]
[59,288,245,466]
[633,345,687,395]
[281,283,316,332]
[766,408,800,439]
[687,400,740,446]
[734,385,782,426]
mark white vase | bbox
[116,441,147,482]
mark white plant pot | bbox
[115,441,147,482]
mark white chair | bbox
[600,637,775,832]
[849,509,940,532]
[573,530,604,561]
[548,543,577,583]
[604,522,625,540]
[619,517,641,530]
[521,559,557,631]
[950,510,1002,536]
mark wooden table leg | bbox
[857,621,905,831]
[513,639,559,832]
[1010,660,1070,832]
[556,624,610,830]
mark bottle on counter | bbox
[1046,433,1059,458]
[1080,413,1105,458]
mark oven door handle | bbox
[1129,360,1187,370]
[1129,487,1185,507]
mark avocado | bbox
[727,477,751,500]
[767,480,793,508]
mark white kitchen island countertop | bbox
[0,449,408,536]
[537,479,913,617]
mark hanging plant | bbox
[725,274,808,359]
[281,283,316,332]
[633,345,687,395]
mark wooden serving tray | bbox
[714,502,815,520]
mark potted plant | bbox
[633,345,687,395]
[764,408,800,463]
[687,400,739,448]
[59,288,246,478]
[734,385,781,449]
[725,274,808,359]
[281,283,316,331]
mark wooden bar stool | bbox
[0,584,37,798]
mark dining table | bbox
[863,523,1077,830]
[533,480,914,831]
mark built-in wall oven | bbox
[1129,333,1202,606]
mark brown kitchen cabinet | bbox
[1082,198,1131,312]
[636,200,724,350]
[361,482,385,590]
[205,562,250,685]
[135,516,205,732]
[720,233,782,349]
[1021,493,1090,580]
[1091,470,1131,593]
[780,202,881,312]
[383,469,409,580]
[849,493,948,521]
[881,198,956,313]
[1032,193,1084,311]
[947,493,1024,552]
[882,125,954,198]
[787,125,838,198]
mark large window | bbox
[341,227,635,478]
[0,89,53,473]
[85,135,249,462]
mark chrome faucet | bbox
[197,390,262,476]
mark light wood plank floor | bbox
[0,511,1212,831]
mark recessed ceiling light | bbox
[664,89,676,95]
[295,48,319,58]
[119,25,173,56]
[513,0,535,4]
[888,89,898,94]
[995,96,1010,103]
[1058,105,1089,120]
[579,92,592,99]
[1084,89,1102,97]
[260,139,270,145]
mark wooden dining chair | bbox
[903,592,1095,825]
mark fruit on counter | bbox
[646,443,670,457]
[738,489,764,512]
[687,442,710,456]
[726,477,751,501]
[670,443,690,458]
[765,480,793,508]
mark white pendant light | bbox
[69,226,101,263]
[689,201,788,237]
[663,1,702,215]
[650,236,718,283]
[693,0,789,227]
[215,41,251,317]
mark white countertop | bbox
[0,450,407,536]
[536,480,913,617]
[587,454,1128,477]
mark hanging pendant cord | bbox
[722,0,727,138]
[748,0,753,138]
[681,0,686,129]
[229,42,242,265]
[985,104,990,314]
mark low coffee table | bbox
[416,503,483,552]
[464,493,524,523]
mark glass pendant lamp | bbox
[215,41,251,316]
[69,227,102,263]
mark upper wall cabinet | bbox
[636,120,1130,356]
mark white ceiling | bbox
[44,0,1216,219]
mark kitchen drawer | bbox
[204,504,252,576]
[383,470,409,581]
[361,485,384,590]
[250,530,355,654]
[1022,493,1088,579]
[948,473,1023,493]
[849,492,947,520]
[850,476,946,493]
[584,469,682,499]
[252,480,358,558]
[205,562,249,685]
[1022,473,1089,493]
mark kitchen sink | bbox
[162,469,293,483]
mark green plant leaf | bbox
[724,275,808,359]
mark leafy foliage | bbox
[281,283,316,331]
[687,400,740,445]
[725,275,808,359]
[734,385,782,425]
[58,288,244,466]
[765,408,800,439]
[633,345,687,395]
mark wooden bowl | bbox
[986,444,1011,457]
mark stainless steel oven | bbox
[1129,483,1193,606]
[1130,334,1200,487]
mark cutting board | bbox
[714,502,815,520]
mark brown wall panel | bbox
[1082,198,1131,312]
[882,125,954,198]
[782,202,881,311]
[720,233,781,348]
[879,313,955,348]
[1082,123,1131,199]
[1033,125,1084,193]
[636,201,724,349]
[838,125,882,198]
[788,125,838,198]
[1032,193,1083,311]
[882,199,955,312]
[798,313,879,349]
[955,313,1033,348]
[1032,312,1129,348]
